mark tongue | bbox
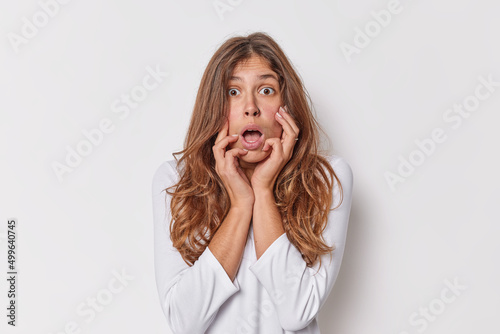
[243,131,261,143]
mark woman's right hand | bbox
[212,120,255,210]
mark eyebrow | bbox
[229,73,279,82]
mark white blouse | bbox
[152,155,353,334]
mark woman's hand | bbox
[251,106,300,192]
[213,120,255,209]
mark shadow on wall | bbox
[319,189,366,332]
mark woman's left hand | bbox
[251,105,300,192]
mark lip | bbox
[239,124,265,150]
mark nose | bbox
[245,109,260,117]
[243,96,261,117]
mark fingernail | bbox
[232,134,238,136]
[243,149,248,151]
[282,106,288,113]
[276,112,283,118]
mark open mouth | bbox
[242,129,262,143]
[240,126,264,150]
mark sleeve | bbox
[152,161,241,334]
[248,156,354,332]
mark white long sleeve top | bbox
[152,155,353,334]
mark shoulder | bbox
[328,155,353,179]
[322,155,354,207]
[151,159,179,195]
[323,155,353,186]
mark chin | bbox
[239,150,271,164]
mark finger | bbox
[230,149,251,182]
[275,108,296,140]
[262,138,283,156]
[279,106,300,135]
[214,134,238,150]
[213,134,238,162]
[224,148,248,172]
[275,108,298,154]
[225,147,248,160]
[214,119,229,145]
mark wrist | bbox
[251,178,277,194]
[229,204,254,216]
[253,187,275,201]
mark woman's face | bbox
[226,56,283,164]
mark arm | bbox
[250,105,298,259]
[152,161,244,334]
[208,206,252,281]
[249,156,354,331]
[209,119,256,281]
[252,188,285,260]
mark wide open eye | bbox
[259,87,275,95]
[228,88,240,96]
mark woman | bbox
[152,31,353,334]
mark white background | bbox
[1,0,499,333]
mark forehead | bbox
[229,56,278,82]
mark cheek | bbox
[263,116,283,138]
[271,123,283,138]
[227,111,238,136]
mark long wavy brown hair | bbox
[165,32,343,271]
